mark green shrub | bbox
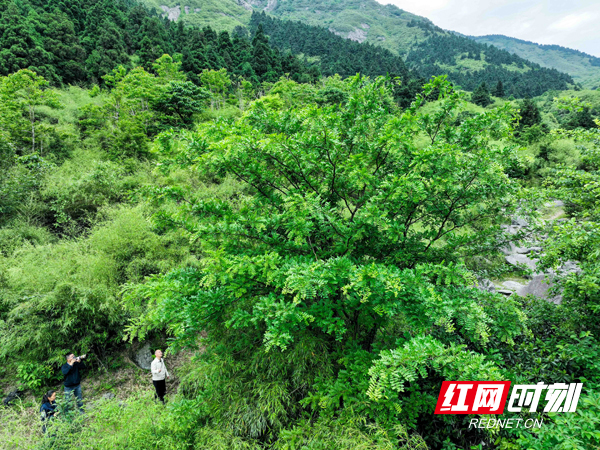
[0,205,190,368]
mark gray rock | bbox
[544,200,564,208]
[506,254,538,271]
[502,281,525,291]
[516,246,542,254]
[133,343,153,370]
[347,27,368,43]
[160,5,181,21]
[497,289,514,296]
[504,225,521,235]
[516,274,562,304]
[500,242,517,255]
[475,278,496,293]
[512,217,529,227]
[102,392,115,400]
[559,261,581,275]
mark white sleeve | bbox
[151,360,159,375]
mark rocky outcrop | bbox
[483,203,581,304]
[505,253,538,271]
[347,27,368,43]
[132,343,153,370]
[237,0,253,11]
[264,0,277,12]
[160,5,181,21]
[476,278,496,293]
[516,275,561,304]
[328,27,344,37]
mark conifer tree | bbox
[471,82,492,107]
[493,80,505,98]
[519,98,542,128]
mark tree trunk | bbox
[29,105,35,153]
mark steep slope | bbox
[470,35,600,90]
[141,0,432,55]
[142,0,251,30]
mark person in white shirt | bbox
[151,349,170,403]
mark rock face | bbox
[102,392,116,400]
[133,343,153,370]
[494,203,581,305]
[475,278,496,293]
[516,275,562,304]
[264,0,277,12]
[328,27,344,37]
[502,281,525,291]
[347,27,368,43]
[505,254,538,271]
[237,0,252,11]
[160,5,181,21]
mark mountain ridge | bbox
[142,0,598,90]
[469,34,600,89]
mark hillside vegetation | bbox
[472,35,600,90]
[141,0,591,95]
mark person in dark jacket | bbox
[61,352,86,412]
[40,390,58,433]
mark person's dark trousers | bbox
[64,384,83,412]
[153,379,166,403]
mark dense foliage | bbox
[0,0,316,86]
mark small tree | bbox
[471,82,492,107]
[200,68,231,110]
[493,80,505,98]
[152,81,209,128]
[2,69,62,154]
[519,98,542,128]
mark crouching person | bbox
[40,390,58,434]
[151,349,169,403]
[62,352,86,413]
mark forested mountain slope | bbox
[470,35,600,90]
[140,0,576,97]
[0,0,319,85]
[250,11,573,97]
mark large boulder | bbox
[506,254,538,271]
[502,281,525,291]
[133,343,153,370]
[511,217,529,227]
[501,224,521,235]
[516,275,562,304]
[500,242,517,256]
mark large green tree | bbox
[126,76,528,445]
